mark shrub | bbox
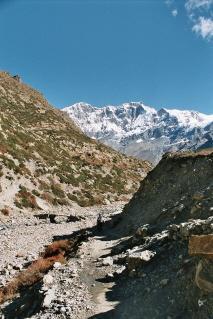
[0,239,75,304]
[0,145,7,154]
[32,189,40,197]
[53,198,69,206]
[67,193,78,202]
[15,188,39,209]
[6,175,13,181]
[1,207,10,216]
[41,192,54,204]
[43,240,71,258]
[17,162,31,176]
[38,180,50,191]
[51,183,65,198]
[0,254,65,304]
[2,157,17,172]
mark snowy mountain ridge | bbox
[63,102,213,164]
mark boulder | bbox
[54,262,62,269]
[135,224,149,237]
[102,256,113,266]
[43,274,54,287]
[42,288,56,308]
[195,259,213,293]
[159,278,169,287]
[189,235,213,259]
[127,249,156,270]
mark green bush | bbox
[51,183,65,198]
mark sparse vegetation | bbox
[1,207,10,216]
[53,197,69,206]
[0,167,3,177]
[41,191,55,204]
[15,186,39,209]
[0,239,72,304]
[51,183,65,198]
[32,189,40,197]
[0,71,151,207]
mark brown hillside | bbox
[0,71,152,210]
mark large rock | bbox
[189,235,213,293]
[102,256,113,266]
[195,260,213,293]
[42,288,56,308]
[127,249,156,270]
[43,274,54,287]
[189,235,213,259]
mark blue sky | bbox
[0,0,212,114]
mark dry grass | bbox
[0,145,7,155]
[0,240,74,304]
[41,191,54,204]
[43,239,71,258]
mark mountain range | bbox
[63,102,213,164]
[0,73,212,318]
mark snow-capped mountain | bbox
[63,102,213,164]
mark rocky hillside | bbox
[0,72,151,212]
[0,148,212,318]
[101,149,213,318]
[63,102,213,164]
[119,149,213,233]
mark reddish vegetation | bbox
[41,192,54,204]
[0,239,73,304]
[15,189,39,209]
[43,239,71,258]
[1,207,10,216]
[0,145,7,155]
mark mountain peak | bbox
[64,102,97,112]
[63,101,213,164]
[158,108,213,128]
[121,102,157,114]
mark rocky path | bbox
[0,203,124,319]
[79,235,120,316]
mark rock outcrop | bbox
[98,149,213,319]
[119,149,213,234]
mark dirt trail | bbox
[80,235,119,316]
[0,203,125,319]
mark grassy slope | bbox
[0,71,152,210]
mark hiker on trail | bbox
[97,213,103,231]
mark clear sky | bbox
[0,0,212,113]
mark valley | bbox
[0,73,212,319]
[0,202,124,319]
[1,0,213,318]
[0,149,212,319]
